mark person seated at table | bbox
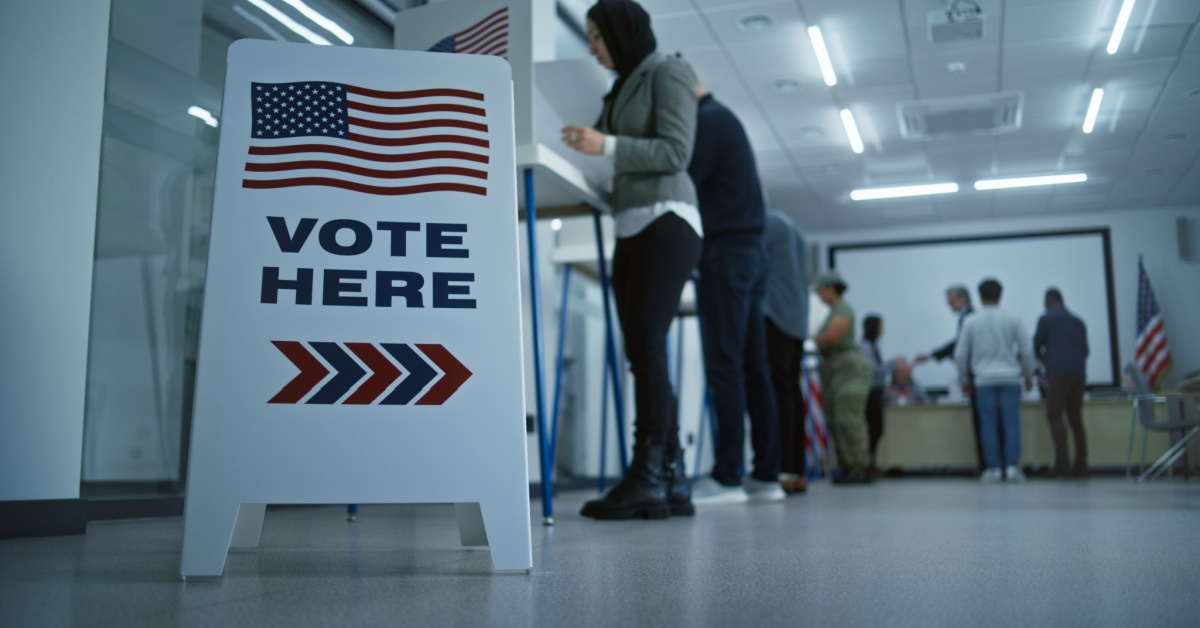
[887,357,927,405]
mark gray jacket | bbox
[596,52,698,213]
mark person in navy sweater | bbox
[685,66,783,504]
[1034,288,1090,477]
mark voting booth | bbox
[180,40,531,577]
[393,0,620,522]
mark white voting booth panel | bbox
[393,0,612,211]
[180,40,530,577]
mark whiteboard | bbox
[830,230,1118,391]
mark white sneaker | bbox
[744,477,786,502]
[1005,465,1026,482]
[979,468,1003,483]
[691,477,749,505]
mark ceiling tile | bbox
[991,187,1055,214]
[826,23,907,63]
[1130,0,1200,27]
[800,0,902,29]
[652,12,719,51]
[637,0,698,15]
[993,134,1073,173]
[724,38,818,79]
[927,146,997,180]
[1004,1,1103,44]
[1165,159,1200,205]
[699,0,805,46]
[1002,40,1091,77]
[1090,25,1189,62]
[1087,58,1176,88]
[837,54,912,90]
[1155,56,1200,105]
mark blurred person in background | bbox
[810,271,872,484]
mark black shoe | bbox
[663,436,695,517]
[832,467,874,485]
[581,445,671,520]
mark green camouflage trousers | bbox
[821,350,872,470]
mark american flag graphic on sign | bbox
[426,7,509,58]
[244,81,490,196]
[1134,258,1171,390]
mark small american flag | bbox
[244,81,490,196]
[802,363,828,478]
[426,7,509,58]
[1134,259,1171,390]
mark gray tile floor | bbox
[2,478,1198,627]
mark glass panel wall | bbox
[82,0,392,499]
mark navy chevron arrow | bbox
[307,342,367,404]
[381,343,436,405]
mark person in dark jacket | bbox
[1034,288,1090,477]
[916,284,989,469]
[684,68,783,504]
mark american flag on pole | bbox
[1134,258,1172,390]
[426,7,509,59]
[244,81,490,196]
[801,361,829,478]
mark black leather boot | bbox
[663,436,695,516]
[580,444,670,520]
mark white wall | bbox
[0,1,111,500]
[807,206,1200,389]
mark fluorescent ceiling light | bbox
[839,109,864,154]
[850,183,959,201]
[247,0,331,45]
[281,0,354,44]
[974,173,1088,190]
[234,4,286,41]
[808,26,837,86]
[1083,88,1104,133]
[188,106,219,128]
[1106,0,1138,54]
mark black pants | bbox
[611,213,701,447]
[866,388,885,464]
[766,318,805,477]
[697,243,780,485]
[1045,371,1087,470]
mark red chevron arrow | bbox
[415,343,472,405]
[343,342,402,404]
[269,341,329,403]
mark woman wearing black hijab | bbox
[563,0,702,520]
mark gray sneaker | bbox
[979,468,1003,483]
[1005,465,1026,482]
[691,477,748,505]
[744,477,786,502]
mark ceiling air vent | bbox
[897,91,1023,141]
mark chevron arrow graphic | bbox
[268,341,330,403]
[269,341,470,405]
[307,342,367,404]
[415,344,473,405]
[381,343,437,405]
[343,342,402,405]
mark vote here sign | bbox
[181,40,530,576]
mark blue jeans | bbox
[973,384,1022,468]
[697,243,780,485]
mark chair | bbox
[1125,363,1200,483]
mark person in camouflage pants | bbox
[810,271,873,483]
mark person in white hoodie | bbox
[954,278,1036,482]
